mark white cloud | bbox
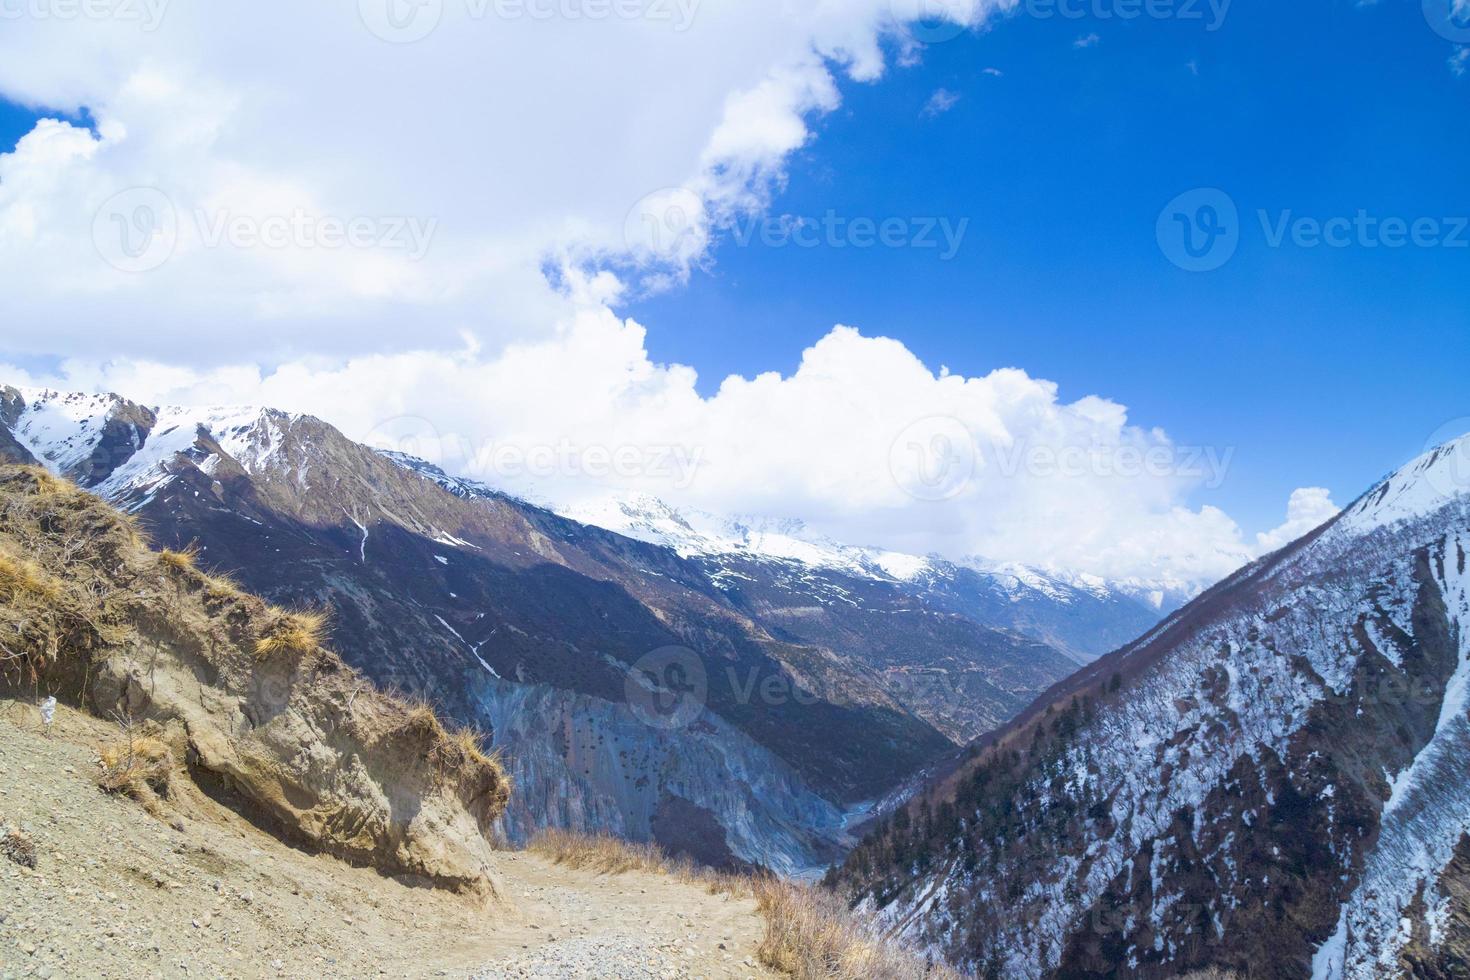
[0,0,1016,361]
[1073,32,1101,49]
[1254,486,1340,554]
[4,315,1331,590]
[921,87,961,117]
[0,0,1340,592]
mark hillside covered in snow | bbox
[829,433,1470,979]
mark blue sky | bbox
[0,0,1464,581]
[624,0,1470,531]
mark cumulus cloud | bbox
[3,315,1333,589]
[1254,487,1340,554]
[0,0,1016,361]
[0,0,1337,591]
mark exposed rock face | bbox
[829,436,1470,979]
[0,466,508,893]
[471,676,851,875]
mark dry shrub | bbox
[0,546,63,604]
[529,828,683,878]
[157,545,199,575]
[751,878,960,980]
[202,572,243,602]
[254,608,329,659]
[97,724,176,803]
[527,829,956,979]
[433,725,512,821]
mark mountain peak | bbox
[1331,431,1470,538]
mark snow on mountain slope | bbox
[0,385,957,872]
[5,387,127,473]
[563,492,1180,664]
[562,493,924,579]
[830,433,1470,979]
[4,385,308,503]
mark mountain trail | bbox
[0,701,775,980]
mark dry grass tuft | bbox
[393,691,449,742]
[202,572,243,602]
[529,828,687,878]
[254,608,329,660]
[433,724,512,820]
[157,545,200,575]
[97,727,176,802]
[527,830,957,979]
[750,878,961,980]
[9,465,73,499]
[0,546,63,604]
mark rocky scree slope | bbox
[0,464,509,892]
[829,435,1470,979]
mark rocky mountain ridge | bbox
[829,433,1470,979]
[562,492,1184,665]
[0,384,1126,874]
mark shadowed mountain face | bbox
[2,384,1132,873]
[829,436,1470,979]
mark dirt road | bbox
[0,701,777,979]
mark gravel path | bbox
[472,852,772,980]
[0,701,776,980]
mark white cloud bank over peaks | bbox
[0,0,1015,360]
[5,316,1338,591]
[0,0,1339,589]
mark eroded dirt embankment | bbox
[0,702,776,979]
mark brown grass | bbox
[750,877,960,980]
[157,545,199,574]
[9,465,72,498]
[254,608,329,659]
[97,727,176,802]
[401,696,448,740]
[202,572,243,602]
[529,828,690,878]
[0,546,63,604]
[526,830,958,979]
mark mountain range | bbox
[828,434,1470,978]
[0,384,1166,874]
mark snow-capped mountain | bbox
[829,432,1470,978]
[0,384,1141,871]
[562,492,1182,666]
